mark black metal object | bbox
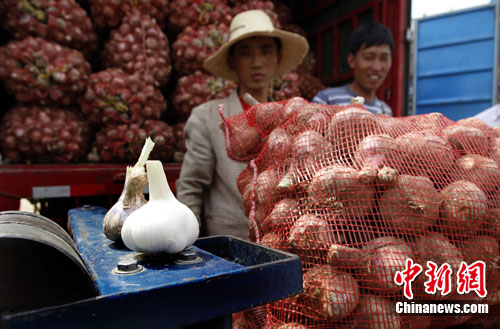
[0,211,97,313]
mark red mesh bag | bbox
[270,72,301,101]
[88,0,170,29]
[295,71,326,101]
[233,306,267,329]
[168,0,232,34]
[93,120,175,163]
[0,0,98,58]
[0,105,90,163]
[172,23,229,76]
[172,122,186,163]
[492,126,500,137]
[78,68,166,127]
[292,52,326,101]
[0,37,91,106]
[221,97,500,329]
[231,0,281,28]
[102,10,172,87]
[172,70,236,122]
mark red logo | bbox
[457,261,487,298]
[395,259,487,299]
[424,261,452,296]
[395,259,423,299]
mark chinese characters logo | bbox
[394,259,487,299]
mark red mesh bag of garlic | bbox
[295,71,326,101]
[102,10,172,87]
[172,122,187,163]
[0,37,91,106]
[221,96,500,329]
[78,68,166,127]
[172,70,236,122]
[231,0,281,28]
[292,52,327,101]
[168,0,232,34]
[0,105,90,163]
[88,0,170,29]
[93,120,175,163]
[172,23,229,76]
[0,0,98,58]
[269,72,301,101]
[232,306,267,329]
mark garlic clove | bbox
[102,137,155,242]
[102,166,147,241]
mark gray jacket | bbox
[176,90,249,240]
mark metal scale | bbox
[0,206,303,329]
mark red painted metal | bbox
[70,184,107,197]
[0,164,182,211]
[374,0,408,117]
[398,0,408,116]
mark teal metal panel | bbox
[413,4,499,121]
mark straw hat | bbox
[203,10,309,82]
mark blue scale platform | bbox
[1,206,302,329]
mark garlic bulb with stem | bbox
[121,160,200,254]
[103,137,155,242]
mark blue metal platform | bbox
[1,206,303,329]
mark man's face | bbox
[348,43,392,93]
[227,36,281,95]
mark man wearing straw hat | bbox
[176,10,309,240]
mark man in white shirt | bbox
[312,22,393,116]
